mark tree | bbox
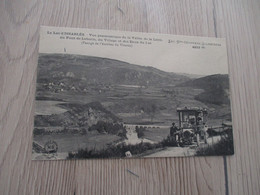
[148,104,157,122]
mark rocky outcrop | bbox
[34,102,120,129]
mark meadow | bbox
[33,131,122,153]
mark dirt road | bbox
[145,135,222,157]
[145,146,196,157]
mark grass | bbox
[35,100,67,115]
[33,132,122,153]
[67,136,178,159]
[196,132,234,156]
[142,127,170,142]
[67,142,159,159]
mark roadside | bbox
[145,135,223,157]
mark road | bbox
[145,135,222,157]
[145,146,196,157]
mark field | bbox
[36,84,215,125]
[142,127,170,142]
[33,131,122,153]
[35,100,67,115]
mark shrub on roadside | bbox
[88,121,127,138]
[68,141,165,159]
[67,135,179,159]
[160,136,178,147]
[135,126,145,138]
[196,133,234,156]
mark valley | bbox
[33,53,232,159]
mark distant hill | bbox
[37,53,190,87]
[176,72,205,79]
[178,74,231,105]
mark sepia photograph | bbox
[32,26,234,160]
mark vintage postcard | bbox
[32,26,234,160]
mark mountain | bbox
[178,74,231,105]
[37,53,190,87]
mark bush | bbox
[67,135,180,159]
[160,136,178,147]
[135,126,145,138]
[207,128,219,137]
[88,121,127,138]
[33,128,46,135]
[68,142,165,159]
[196,133,234,156]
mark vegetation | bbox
[88,121,127,138]
[160,136,179,147]
[35,54,233,158]
[34,131,122,152]
[196,130,234,156]
[178,74,230,105]
[207,127,233,137]
[142,127,170,142]
[195,88,230,105]
[37,54,189,88]
[60,101,120,123]
[135,126,145,138]
[34,101,120,134]
[147,104,157,122]
[33,128,46,135]
[67,136,178,159]
[36,54,232,128]
[67,142,157,158]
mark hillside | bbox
[35,54,232,125]
[178,74,231,105]
[34,101,120,128]
[37,53,190,87]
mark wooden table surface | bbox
[0,0,259,194]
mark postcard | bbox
[32,26,234,160]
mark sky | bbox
[39,26,229,75]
